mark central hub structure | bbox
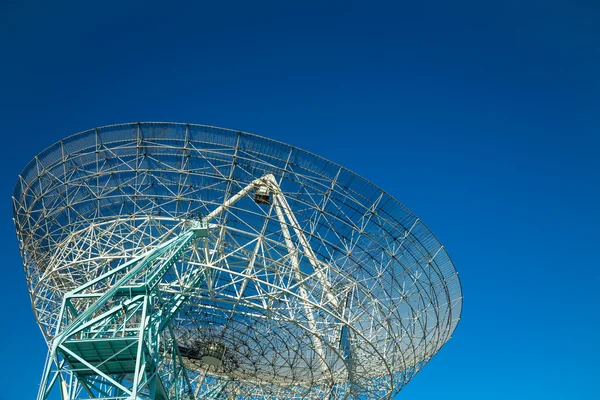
[200,342,227,367]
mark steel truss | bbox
[14,123,463,400]
[36,174,344,400]
[37,220,209,400]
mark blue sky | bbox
[0,1,598,399]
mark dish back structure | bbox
[13,122,462,400]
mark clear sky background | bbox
[0,1,598,399]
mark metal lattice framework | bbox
[13,122,462,399]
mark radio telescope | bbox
[13,122,462,400]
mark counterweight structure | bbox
[13,123,462,399]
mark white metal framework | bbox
[13,122,462,399]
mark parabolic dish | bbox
[13,122,462,399]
